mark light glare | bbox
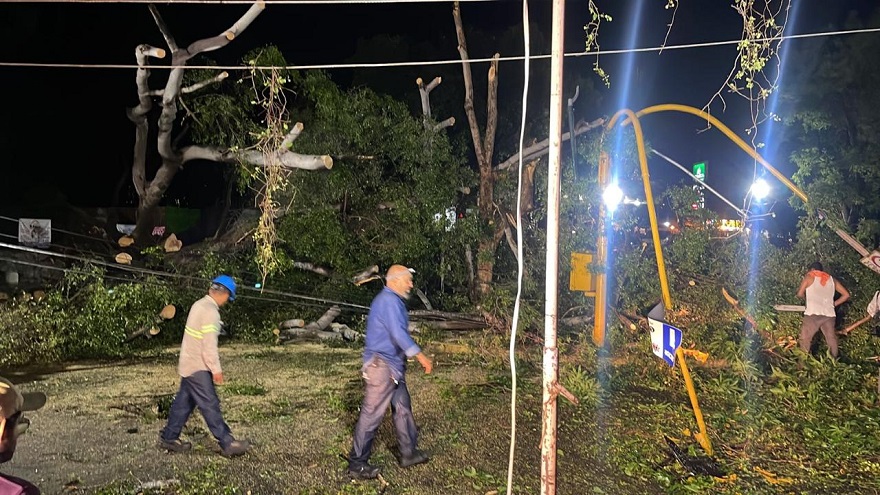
[603,183,624,212]
[750,178,771,200]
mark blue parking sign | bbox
[648,318,683,367]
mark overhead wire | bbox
[506,0,529,492]
[5,0,497,3]
[0,212,376,306]
[0,254,357,313]
[0,241,371,310]
[1,27,879,71]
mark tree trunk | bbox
[454,1,501,301]
[126,2,333,244]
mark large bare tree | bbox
[127,2,332,242]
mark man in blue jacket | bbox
[348,265,433,480]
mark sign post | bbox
[647,303,713,455]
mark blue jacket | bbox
[363,287,421,381]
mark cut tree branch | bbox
[147,72,229,97]
[433,117,456,131]
[495,118,606,172]
[180,145,333,171]
[148,5,178,52]
[483,54,500,166]
[453,1,484,162]
[291,262,332,277]
[128,44,165,199]
[280,122,304,150]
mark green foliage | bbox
[0,266,179,365]
[786,21,880,247]
[259,68,477,309]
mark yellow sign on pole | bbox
[569,252,596,295]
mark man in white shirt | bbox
[796,262,850,358]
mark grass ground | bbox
[5,335,880,494]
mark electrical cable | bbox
[0,241,371,310]
[6,0,497,3]
[0,254,366,312]
[1,27,878,71]
[506,0,528,493]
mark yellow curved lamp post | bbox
[596,104,811,456]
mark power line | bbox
[0,254,360,311]
[1,27,879,71]
[5,0,497,3]
[0,241,371,310]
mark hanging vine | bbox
[244,59,296,287]
[706,0,792,147]
[585,1,680,87]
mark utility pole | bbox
[541,0,565,493]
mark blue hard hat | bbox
[211,274,237,301]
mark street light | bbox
[603,182,624,213]
[750,178,771,201]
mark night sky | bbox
[0,0,877,233]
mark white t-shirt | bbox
[804,276,836,317]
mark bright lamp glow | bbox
[750,178,771,200]
[603,183,624,213]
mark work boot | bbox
[158,437,192,453]
[347,464,381,480]
[221,439,251,457]
[399,449,429,468]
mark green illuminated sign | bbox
[693,162,707,181]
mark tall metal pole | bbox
[541,0,565,493]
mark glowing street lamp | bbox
[603,182,624,213]
[750,178,771,201]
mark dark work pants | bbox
[160,370,234,449]
[348,358,418,467]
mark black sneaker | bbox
[221,439,251,457]
[399,450,429,468]
[158,438,192,452]
[348,464,381,480]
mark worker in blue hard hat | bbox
[158,274,250,457]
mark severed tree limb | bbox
[453,2,485,162]
[416,77,438,119]
[495,118,606,172]
[127,44,165,200]
[503,223,518,262]
[180,145,332,171]
[434,117,456,131]
[280,318,305,329]
[147,72,229,97]
[482,54,500,167]
[721,287,771,340]
[280,122,304,150]
[352,265,379,286]
[291,262,332,277]
[303,306,342,331]
[839,315,873,336]
[417,76,455,131]
[413,288,433,310]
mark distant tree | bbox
[785,11,880,247]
